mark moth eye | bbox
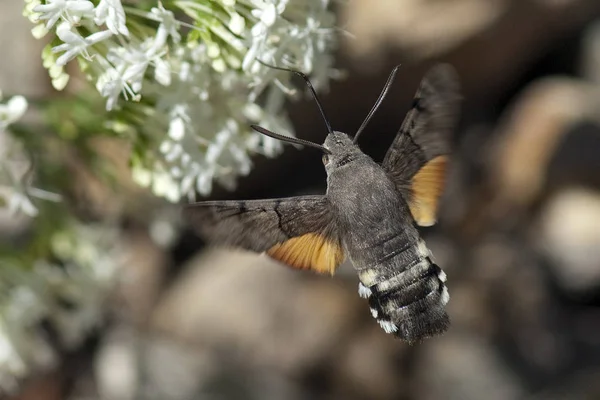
[322,154,329,165]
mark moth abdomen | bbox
[358,242,450,342]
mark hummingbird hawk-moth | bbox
[184,63,460,342]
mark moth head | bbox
[321,131,362,170]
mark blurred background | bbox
[3,0,600,399]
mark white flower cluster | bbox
[0,92,60,217]
[25,0,338,202]
[0,223,120,394]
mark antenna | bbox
[257,59,334,134]
[251,125,332,154]
[353,65,402,144]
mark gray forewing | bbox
[183,196,338,252]
[382,64,460,187]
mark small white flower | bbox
[0,169,62,218]
[230,144,252,175]
[151,167,181,202]
[154,57,172,86]
[150,2,181,48]
[105,38,167,97]
[196,168,214,195]
[96,68,126,111]
[5,190,39,217]
[96,63,144,111]
[168,115,186,141]
[0,96,28,130]
[33,0,95,30]
[131,164,152,187]
[94,0,129,37]
[52,22,113,66]
[251,1,288,27]
[228,12,245,36]
[31,24,50,39]
[163,142,183,163]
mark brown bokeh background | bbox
[4,0,600,399]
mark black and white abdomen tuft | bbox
[357,239,450,342]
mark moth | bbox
[184,63,460,342]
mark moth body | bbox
[324,132,450,341]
